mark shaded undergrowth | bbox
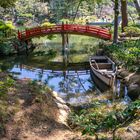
[103,40,140,72]
[68,99,140,139]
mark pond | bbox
[0,35,131,105]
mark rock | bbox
[127,126,136,134]
[118,70,130,78]
[129,74,140,85]
[124,73,136,83]
[56,102,70,111]
[52,91,58,97]
[55,96,66,104]
[128,83,140,100]
[23,135,28,138]
[116,120,140,140]
[42,126,48,129]
[18,99,25,104]
[117,74,123,79]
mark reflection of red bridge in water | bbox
[18,24,112,40]
[18,61,90,73]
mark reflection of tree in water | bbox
[44,72,63,85]
[1,55,95,103]
[0,57,17,71]
[58,74,81,94]
[37,69,44,82]
[42,70,94,102]
[87,78,95,92]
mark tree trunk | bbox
[113,0,119,44]
[133,0,140,18]
[121,0,128,32]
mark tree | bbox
[15,0,49,22]
[121,0,128,32]
[113,0,119,43]
[133,0,140,18]
[0,0,17,8]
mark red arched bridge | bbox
[17,24,112,40]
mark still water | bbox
[0,35,130,105]
[10,62,95,105]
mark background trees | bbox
[133,0,140,18]
[0,0,17,8]
[0,0,140,44]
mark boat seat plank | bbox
[99,69,113,73]
[91,63,112,69]
[90,56,106,59]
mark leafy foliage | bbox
[104,40,140,71]
[19,13,33,18]
[16,20,25,26]
[41,22,55,27]
[0,76,15,97]
[0,20,15,36]
[124,26,140,36]
[0,20,16,55]
[0,41,14,55]
[69,100,140,136]
[0,0,17,8]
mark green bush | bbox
[60,18,70,23]
[0,20,15,30]
[41,22,55,27]
[0,20,7,30]
[0,20,16,38]
[5,21,15,29]
[16,20,25,26]
[0,76,15,97]
[0,41,14,55]
[124,26,140,36]
[104,40,140,71]
[69,100,140,136]
[19,13,33,18]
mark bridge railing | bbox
[18,24,112,40]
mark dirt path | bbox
[0,79,80,140]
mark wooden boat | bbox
[89,56,117,87]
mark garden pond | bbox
[0,35,131,105]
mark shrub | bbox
[41,22,55,27]
[5,21,15,30]
[16,20,25,26]
[124,26,140,37]
[60,18,71,24]
[0,41,14,55]
[69,100,140,136]
[0,76,15,97]
[19,13,33,18]
[104,40,140,72]
[0,20,7,30]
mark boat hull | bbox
[89,56,116,87]
[90,69,110,92]
[90,67,114,87]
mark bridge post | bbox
[25,29,28,38]
[62,34,65,55]
[62,21,65,55]
[62,21,64,31]
[25,29,31,38]
[61,22,69,66]
[18,30,21,40]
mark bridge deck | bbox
[18,24,112,40]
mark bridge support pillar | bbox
[62,32,69,66]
